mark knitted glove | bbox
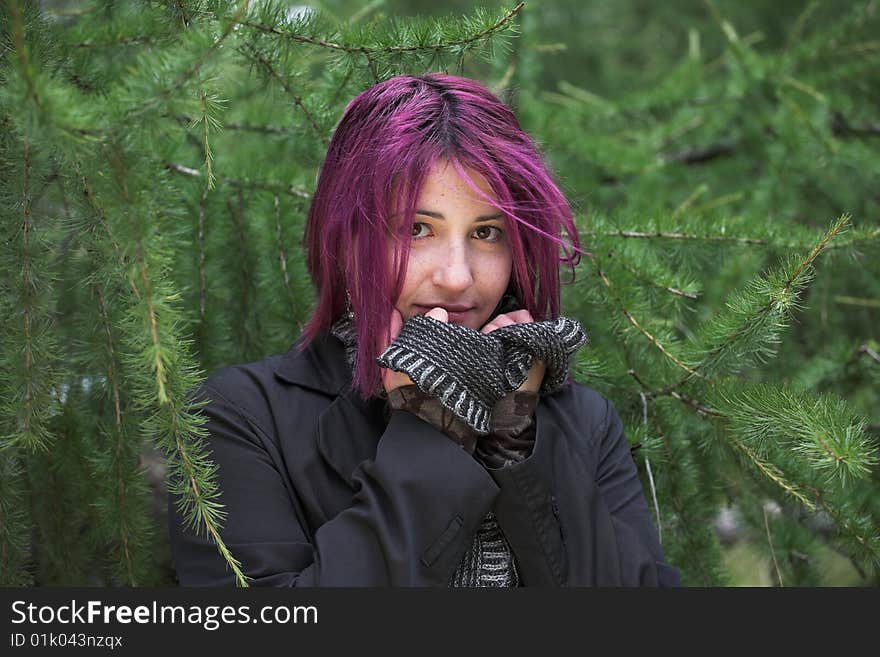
[491,317,589,393]
[377,315,507,434]
[376,314,587,434]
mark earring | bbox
[344,289,354,319]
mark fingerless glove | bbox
[376,315,587,433]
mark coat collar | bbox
[274,333,386,488]
[273,333,352,395]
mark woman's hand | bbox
[381,307,449,394]
[481,310,546,394]
[381,306,545,395]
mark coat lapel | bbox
[274,333,387,489]
[315,391,387,488]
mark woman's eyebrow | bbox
[415,209,503,222]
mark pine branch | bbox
[273,196,297,321]
[97,142,250,585]
[226,190,263,358]
[618,259,699,300]
[165,162,311,198]
[764,505,785,586]
[218,121,296,135]
[729,436,816,509]
[64,172,147,585]
[714,381,877,485]
[669,217,849,390]
[136,247,249,587]
[172,0,192,29]
[132,0,251,118]
[784,1,820,52]
[590,229,770,245]
[835,296,880,309]
[10,1,43,111]
[22,141,38,442]
[583,225,879,250]
[638,393,663,545]
[197,192,207,324]
[630,368,721,417]
[238,2,524,56]
[67,36,154,48]
[660,141,736,164]
[76,169,130,293]
[137,254,169,405]
[0,451,33,585]
[168,407,249,586]
[852,344,880,365]
[1,138,58,452]
[805,484,880,568]
[237,42,324,138]
[95,283,138,585]
[781,92,837,154]
[589,255,700,376]
[668,390,723,417]
[832,111,880,138]
[193,90,221,191]
[653,426,725,585]
[7,2,103,140]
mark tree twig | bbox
[165,162,311,198]
[237,2,524,55]
[132,0,251,118]
[639,392,663,546]
[237,43,324,138]
[591,255,700,377]
[764,504,784,587]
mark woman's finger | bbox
[506,309,534,324]
[387,308,403,346]
[483,312,531,333]
[518,358,546,393]
[426,307,449,323]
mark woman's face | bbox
[392,160,513,330]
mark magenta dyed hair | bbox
[302,73,581,397]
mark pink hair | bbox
[302,73,581,397]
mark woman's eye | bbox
[473,225,502,242]
[411,222,431,239]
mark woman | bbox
[169,73,680,586]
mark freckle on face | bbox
[391,160,513,330]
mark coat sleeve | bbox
[168,382,499,587]
[483,386,680,586]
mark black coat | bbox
[168,333,680,586]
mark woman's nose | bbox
[432,242,474,291]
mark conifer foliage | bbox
[1,0,877,586]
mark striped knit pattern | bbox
[493,316,589,393]
[376,315,507,434]
[449,512,519,587]
[376,314,588,434]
